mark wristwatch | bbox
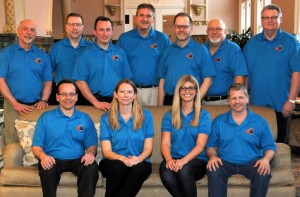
[288,99,296,104]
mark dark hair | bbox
[56,79,79,94]
[94,16,113,30]
[173,12,193,25]
[66,13,84,24]
[136,3,155,15]
[228,83,248,98]
[261,4,282,16]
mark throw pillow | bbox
[15,120,38,166]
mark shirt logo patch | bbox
[275,45,283,51]
[246,128,254,135]
[215,57,221,62]
[150,43,157,48]
[112,55,119,60]
[186,53,193,59]
[76,125,84,131]
[34,58,42,63]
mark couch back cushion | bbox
[13,105,276,164]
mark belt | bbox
[136,85,158,89]
[93,94,113,103]
[17,100,38,105]
[203,95,228,102]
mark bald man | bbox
[0,19,52,144]
[203,19,248,105]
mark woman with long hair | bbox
[159,75,212,197]
[99,79,154,197]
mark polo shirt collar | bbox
[63,36,88,48]
[260,28,282,41]
[55,106,81,119]
[204,38,228,52]
[133,27,155,38]
[15,39,36,52]
[226,107,255,125]
[93,39,114,51]
[174,36,195,48]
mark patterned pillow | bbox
[15,120,38,166]
[15,120,102,166]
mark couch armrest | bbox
[3,143,24,168]
[270,143,292,169]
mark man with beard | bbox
[48,13,91,105]
[0,19,52,144]
[32,79,99,197]
[206,83,276,197]
[73,16,132,111]
[203,19,248,105]
[158,12,215,106]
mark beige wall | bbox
[0,0,5,33]
[272,0,296,34]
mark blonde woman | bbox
[99,79,154,197]
[159,75,212,197]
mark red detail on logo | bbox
[186,53,193,59]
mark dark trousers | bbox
[99,159,152,197]
[38,158,99,197]
[163,94,174,105]
[275,111,291,143]
[159,158,207,197]
[207,159,271,197]
[48,82,58,105]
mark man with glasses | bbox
[158,12,215,105]
[0,19,52,144]
[203,19,248,105]
[244,4,300,143]
[117,3,171,106]
[73,16,132,111]
[48,13,91,105]
[32,79,99,197]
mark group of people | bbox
[0,2,299,197]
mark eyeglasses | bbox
[174,25,190,30]
[207,27,224,32]
[261,16,279,21]
[180,86,197,92]
[66,23,83,27]
[58,92,77,97]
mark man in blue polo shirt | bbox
[203,19,248,105]
[48,13,91,105]
[0,19,52,144]
[32,79,98,197]
[244,4,300,143]
[158,12,216,106]
[117,3,171,106]
[73,16,132,111]
[206,83,276,197]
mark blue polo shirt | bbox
[207,108,276,165]
[49,37,91,84]
[0,41,52,103]
[158,38,216,95]
[32,106,98,160]
[72,41,133,97]
[117,27,171,86]
[204,39,248,96]
[100,109,154,163]
[161,109,211,161]
[243,29,300,112]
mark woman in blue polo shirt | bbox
[99,79,154,197]
[159,75,211,197]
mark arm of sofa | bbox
[270,143,292,169]
[3,143,24,168]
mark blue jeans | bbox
[207,159,271,197]
[159,158,207,197]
